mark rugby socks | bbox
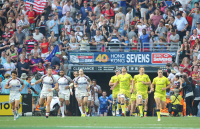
[78,105,83,114]
[138,104,143,116]
[117,103,121,111]
[157,109,160,119]
[60,106,64,116]
[112,104,115,111]
[46,112,49,118]
[144,110,147,116]
[121,103,125,113]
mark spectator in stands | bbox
[25,33,38,53]
[33,27,44,43]
[180,57,192,75]
[30,52,43,73]
[51,52,61,67]
[139,0,149,18]
[180,75,194,116]
[80,1,92,20]
[167,69,175,83]
[11,26,25,47]
[17,14,30,38]
[151,9,163,28]
[30,43,41,56]
[16,55,30,77]
[0,39,10,56]
[2,27,12,40]
[176,66,184,77]
[62,0,73,15]
[60,11,74,27]
[1,52,6,65]
[189,7,200,33]
[128,26,137,40]
[155,21,168,38]
[189,29,199,48]
[6,42,18,58]
[37,16,47,36]
[75,0,83,11]
[26,4,38,29]
[48,31,57,44]
[102,26,109,42]
[193,80,200,116]
[173,13,188,41]
[178,41,192,59]
[140,29,150,52]
[0,58,5,75]
[50,15,59,39]
[3,56,15,75]
[103,3,114,20]
[94,2,101,18]
[1,73,10,94]
[170,29,180,50]
[196,22,200,34]
[135,19,147,37]
[6,17,15,35]
[69,37,79,51]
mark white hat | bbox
[10,43,15,47]
[20,73,28,79]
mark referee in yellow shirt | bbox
[151,69,170,121]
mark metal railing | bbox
[65,42,180,52]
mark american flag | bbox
[25,0,47,14]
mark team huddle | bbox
[109,67,170,121]
[5,66,170,121]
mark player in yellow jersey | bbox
[134,67,151,117]
[151,69,170,121]
[109,69,121,116]
[112,67,133,116]
[130,79,137,116]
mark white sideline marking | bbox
[57,126,200,129]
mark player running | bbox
[99,91,109,116]
[134,67,151,117]
[57,69,73,118]
[74,69,91,117]
[5,70,24,120]
[113,67,133,116]
[151,69,170,121]
[109,69,121,116]
[32,67,58,118]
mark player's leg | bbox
[130,99,136,116]
[65,94,70,116]
[39,94,46,110]
[99,110,103,116]
[120,94,126,116]
[59,97,65,117]
[137,93,143,117]
[104,111,108,116]
[155,97,162,121]
[94,99,100,116]
[144,94,148,117]
[76,93,82,115]
[46,96,52,118]
[82,96,88,116]
[116,93,121,115]
[11,100,16,120]
[14,99,20,119]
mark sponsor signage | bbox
[69,52,175,65]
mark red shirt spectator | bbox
[36,63,46,75]
[189,29,199,48]
[2,27,12,40]
[101,4,114,19]
[191,65,199,85]
[26,5,38,24]
[180,57,192,75]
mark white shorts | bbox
[78,92,88,100]
[9,93,21,103]
[75,90,79,99]
[40,91,53,98]
[41,53,49,58]
[59,92,70,100]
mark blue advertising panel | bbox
[68,52,175,65]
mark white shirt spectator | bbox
[3,62,16,75]
[137,24,147,36]
[17,19,30,36]
[62,4,72,15]
[75,32,83,42]
[168,73,175,81]
[33,33,44,42]
[173,17,188,31]
[197,28,200,35]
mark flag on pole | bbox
[25,0,47,14]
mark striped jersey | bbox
[6,78,24,93]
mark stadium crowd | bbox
[0,0,199,120]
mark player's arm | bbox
[109,77,114,86]
[151,79,155,92]
[31,78,42,85]
[131,79,134,93]
[5,84,12,89]
[142,76,151,86]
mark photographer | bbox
[180,75,194,116]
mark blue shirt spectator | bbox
[50,16,59,35]
[140,29,150,49]
[21,79,31,94]
[31,78,41,97]
[80,1,92,20]
[1,78,9,94]
[60,12,74,26]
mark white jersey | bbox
[93,85,101,101]
[6,78,24,94]
[41,75,57,93]
[75,75,90,93]
[57,75,72,94]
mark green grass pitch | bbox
[0,116,200,129]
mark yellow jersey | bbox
[152,76,170,95]
[117,73,132,91]
[110,75,120,92]
[134,74,150,94]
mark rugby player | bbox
[151,69,170,121]
[113,67,133,116]
[134,67,151,117]
[57,69,73,118]
[32,67,58,118]
[5,70,24,120]
[74,69,91,117]
[109,69,121,115]
[91,79,102,116]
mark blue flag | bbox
[44,45,59,62]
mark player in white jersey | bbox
[57,69,73,118]
[74,69,91,117]
[5,71,24,120]
[91,79,102,116]
[32,67,58,118]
